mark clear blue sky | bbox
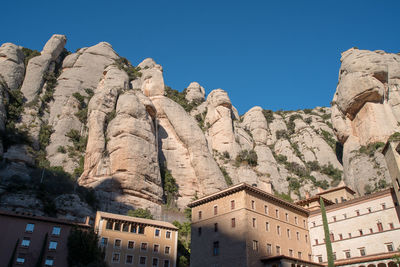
[1,0,399,114]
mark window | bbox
[25,223,34,233]
[152,258,158,267]
[339,234,343,240]
[122,223,129,232]
[253,240,258,251]
[295,216,298,225]
[275,209,279,218]
[214,205,218,215]
[264,205,268,214]
[312,222,316,227]
[214,223,218,232]
[154,244,159,253]
[315,239,318,245]
[343,213,347,219]
[377,222,383,232]
[16,255,25,264]
[114,222,121,231]
[265,222,269,231]
[289,249,293,257]
[198,227,202,236]
[345,250,351,259]
[296,232,300,240]
[266,244,272,255]
[367,207,372,213]
[106,220,113,229]
[333,216,336,222]
[141,242,148,251]
[386,243,394,252]
[165,246,170,254]
[359,229,363,236]
[356,210,360,216]
[276,246,281,254]
[213,241,219,256]
[198,211,202,220]
[382,203,386,210]
[49,241,57,250]
[303,219,306,228]
[277,225,281,235]
[370,228,373,234]
[100,237,108,246]
[231,218,236,228]
[139,256,146,265]
[285,213,289,221]
[305,234,308,243]
[389,223,394,230]
[51,226,61,236]
[330,233,334,241]
[114,239,121,248]
[126,255,133,264]
[155,229,160,237]
[128,241,134,249]
[138,225,145,234]
[251,200,255,210]
[45,257,54,266]
[333,253,337,260]
[166,231,171,239]
[287,229,291,238]
[231,200,235,210]
[130,224,137,233]
[164,260,170,267]
[318,256,323,263]
[309,254,312,261]
[348,233,352,238]
[21,237,30,247]
[359,248,366,256]
[298,252,302,259]
[252,218,256,228]
[335,198,338,203]
[341,196,345,202]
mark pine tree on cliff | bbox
[320,197,334,267]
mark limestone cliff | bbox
[0,35,395,220]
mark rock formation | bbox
[331,48,400,195]
[0,35,396,220]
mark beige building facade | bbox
[189,183,321,267]
[94,211,178,267]
[308,188,400,265]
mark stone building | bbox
[306,187,400,267]
[0,210,91,267]
[94,211,178,267]
[188,183,322,267]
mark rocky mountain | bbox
[0,35,396,220]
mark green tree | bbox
[67,228,108,267]
[127,208,154,219]
[320,197,334,267]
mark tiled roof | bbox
[333,251,399,266]
[96,211,178,230]
[0,209,91,227]
[260,255,325,267]
[188,183,309,214]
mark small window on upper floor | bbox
[155,229,160,237]
[114,222,121,231]
[231,200,235,210]
[231,218,236,228]
[198,227,202,236]
[312,222,316,227]
[21,237,30,247]
[296,232,300,240]
[382,203,386,209]
[131,224,137,233]
[166,231,171,239]
[251,200,255,210]
[389,223,394,230]
[49,241,57,251]
[386,243,394,252]
[252,240,258,251]
[138,225,145,234]
[344,250,351,259]
[213,241,219,256]
[377,222,383,232]
[252,218,257,228]
[100,237,108,247]
[264,205,268,214]
[214,206,218,215]
[341,196,345,202]
[348,233,352,238]
[305,234,308,243]
[287,229,291,238]
[370,228,373,234]
[359,229,363,236]
[339,234,343,240]
[356,210,360,216]
[122,223,129,232]
[318,256,323,263]
[298,252,302,259]
[315,239,318,245]
[303,219,306,228]
[333,216,336,222]
[265,222,269,231]
[52,226,61,236]
[343,213,347,219]
[16,254,25,264]
[198,211,202,220]
[285,213,289,221]
[367,207,372,213]
[277,225,281,235]
[275,209,279,218]
[165,246,170,254]
[214,223,218,232]
[141,242,148,251]
[114,239,122,248]
[45,256,54,266]
[295,216,298,225]
[333,253,336,260]
[335,198,338,204]
[25,223,34,233]
[276,245,281,254]
[106,220,113,230]
[359,248,366,256]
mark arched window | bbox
[388,262,397,267]
[367,264,376,267]
[377,263,386,267]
